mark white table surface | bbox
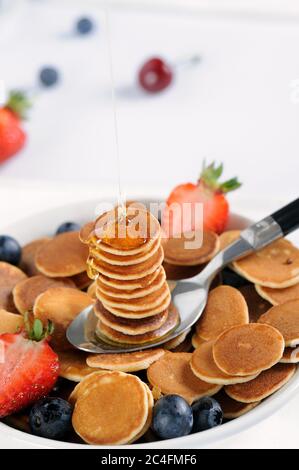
[0,0,299,449]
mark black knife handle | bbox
[271,198,299,236]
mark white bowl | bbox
[0,196,298,449]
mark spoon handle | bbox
[270,198,299,236]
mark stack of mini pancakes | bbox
[80,205,179,345]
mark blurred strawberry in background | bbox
[0,91,31,165]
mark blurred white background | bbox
[0,0,299,449]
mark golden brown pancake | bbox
[86,348,165,372]
[96,303,179,345]
[94,301,168,335]
[219,230,241,251]
[162,230,219,266]
[280,347,299,364]
[0,308,23,334]
[70,271,91,289]
[72,371,149,445]
[13,274,75,315]
[214,390,259,419]
[20,237,51,276]
[34,287,93,351]
[58,350,97,382]
[196,286,249,341]
[35,232,89,277]
[192,333,206,349]
[238,285,271,323]
[97,282,170,312]
[232,239,299,288]
[79,221,95,244]
[101,291,171,319]
[69,371,109,405]
[91,236,160,266]
[88,246,164,280]
[213,323,285,376]
[97,267,166,299]
[163,261,205,280]
[128,382,153,443]
[191,340,258,385]
[258,299,299,347]
[99,268,160,291]
[0,262,27,313]
[147,352,221,404]
[256,283,299,306]
[225,363,296,403]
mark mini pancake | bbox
[72,371,149,445]
[225,363,296,403]
[13,274,75,315]
[171,336,193,353]
[213,323,285,376]
[0,308,23,334]
[99,268,160,291]
[232,239,299,288]
[94,301,168,335]
[20,237,51,276]
[214,390,259,419]
[256,283,299,306]
[87,281,97,299]
[86,348,165,372]
[58,350,97,382]
[70,271,91,289]
[163,261,205,280]
[219,230,241,251]
[69,371,109,405]
[192,334,206,349]
[128,382,154,444]
[96,267,166,299]
[280,347,299,364]
[96,303,179,345]
[195,286,249,341]
[34,287,93,351]
[162,230,219,266]
[191,341,258,385]
[0,262,27,313]
[147,352,221,404]
[164,329,190,350]
[93,206,160,253]
[88,246,164,280]
[35,231,89,277]
[100,291,171,319]
[90,236,160,266]
[258,299,299,347]
[238,285,272,323]
[97,282,170,312]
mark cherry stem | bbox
[172,54,201,70]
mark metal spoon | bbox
[67,198,299,354]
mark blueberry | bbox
[29,397,72,440]
[39,67,59,87]
[152,395,193,440]
[0,235,21,266]
[192,397,223,432]
[221,267,249,288]
[56,222,80,235]
[76,17,94,35]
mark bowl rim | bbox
[0,195,298,449]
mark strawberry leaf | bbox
[199,161,241,194]
[6,90,32,120]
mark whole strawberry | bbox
[162,162,241,236]
[0,314,59,418]
[0,91,31,164]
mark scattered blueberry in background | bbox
[39,66,60,88]
[76,17,94,35]
[29,397,72,440]
[221,267,249,288]
[56,222,80,235]
[192,396,223,433]
[152,394,193,439]
[0,235,21,266]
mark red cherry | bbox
[138,57,173,93]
